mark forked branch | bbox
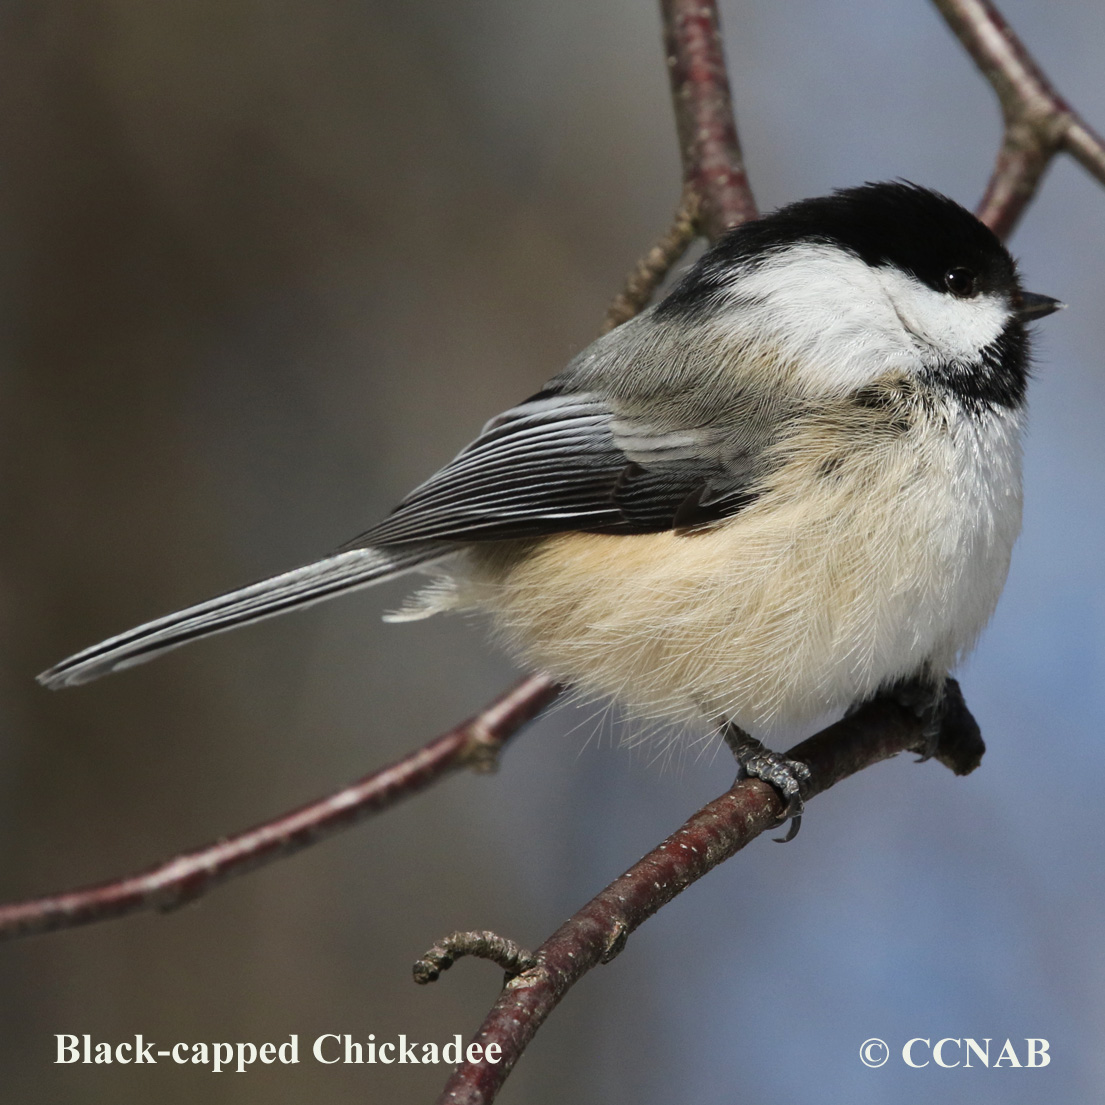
[436,688,983,1104]
[933,0,1105,235]
[603,0,758,332]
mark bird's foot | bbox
[885,676,946,762]
[845,675,985,776]
[723,724,811,843]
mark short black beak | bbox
[1017,291,1065,321]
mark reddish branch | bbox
[933,0,1105,237]
[603,0,758,332]
[662,0,757,236]
[436,687,984,1104]
[0,674,559,941]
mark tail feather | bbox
[37,545,447,689]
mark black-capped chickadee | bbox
[38,182,1062,830]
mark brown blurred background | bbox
[2,2,1104,1103]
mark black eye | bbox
[944,267,978,297]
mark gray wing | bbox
[350,387,771,548]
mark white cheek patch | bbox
[874,265,1010,363]
[716,243,920,394]
[713,243,1014,395]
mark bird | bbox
[37,181,1062,835]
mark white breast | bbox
[920,402,1025,669]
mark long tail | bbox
[37,545,448,689]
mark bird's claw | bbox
[723,725,811,842]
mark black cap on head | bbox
[658,181,1020,317]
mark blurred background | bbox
[1,1,1103,1102]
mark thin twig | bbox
[661,0,757,237]
[932,0,1105,237]
[0,674,560,941]
[601,188,700,333]
[436,685,984,1104]
[1065,118,1105,187]
[414,930,538,985]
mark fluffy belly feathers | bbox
[450,403,1023,733]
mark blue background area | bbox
[1,1,1101,1102]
